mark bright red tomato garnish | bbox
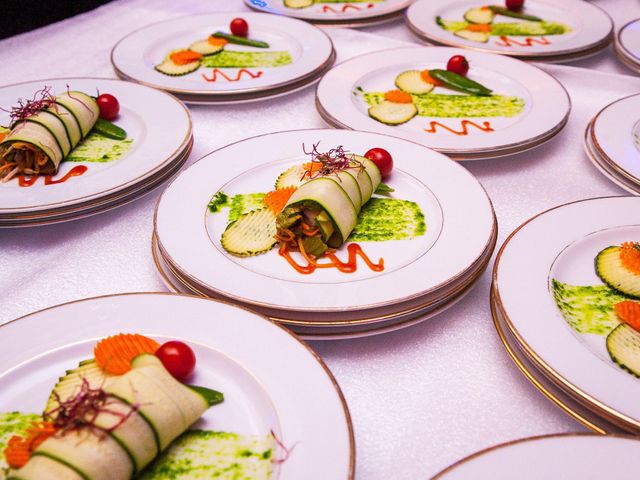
[364,148,393,179]
[446,55,469,76]
[96,93,120,121]
[506,0,524,12]
[230,18,249,37]
[155,341,196,382]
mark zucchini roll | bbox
[8,354,219,480]
[276,155,381,257]
[0,91,99,181]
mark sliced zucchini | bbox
[55,92,100,138]
[454,29,490,43]
[463,7,495,24]
[45,359,111,414]
[607,323,640,378]
[154,59,201,76]
[368,100,417,126]
[221,207,277,257]
[284,0,314,8]
[596,246,640,298]
[395,70,434,95]
[188,39,224,56]
[275,164,307,189]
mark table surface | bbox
[1,1,640,478]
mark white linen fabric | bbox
[1,1,639,479]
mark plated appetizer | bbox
[0,87,131,186]
[360,54,524,130]
[155,17,292,78]
[552,241,640,378]
[213,144,426,275]
[282,0,383,9]
[436,0,570,44]
[0,333,277,479]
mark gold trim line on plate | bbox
[429,432,640,480]
[491,196,640,433]
[0,77,193,214]
[615,18,640,64]
[0,291,356,480]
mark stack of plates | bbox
[244,0,412,28]
[152,129,497,339]
[430,434,640,479]
[406,0,612,63]
[584,94,640,195]
[492,196,640,434]
[614,19,640,74]
[112,13,335,104]
[316,47,570,160]
[0,78,192,228]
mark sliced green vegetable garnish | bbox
[92,118,127,140]
[211,32,269,48]
[428,69,493,97]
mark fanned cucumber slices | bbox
[188,39,224,56]
[463,7,495,24]
[454,30,490,43]
[221,208,277,257]
[607,323,640,377]
[284,0,314,8]
[275,165,307,190]
[596,246,640,298]
[155,59,201,76]
[395,70,434,95]
[368,101,418,126]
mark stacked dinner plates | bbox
[112,13,335,104]
[406,0,613,63]
[0,78,192,228]
[584,94,640,195]
[153,129,497,340]
[614,19,640,74]
[316,47,570,160]
[493,196,640,434]
[244,0,412,28]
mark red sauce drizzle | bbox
[494,36,551,47]
[424,120,495,136]
[279,243,384,275]
[321,3,375,13]
[18,165,88,188]
[201,68,263,82]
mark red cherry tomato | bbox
[364,148,393,179]
[505,0,524,12]
[446,55,469,76]
[155,341,196,382]
[96,93,119,121]
[230,18,249,37]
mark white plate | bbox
[494,196,640,432]
[591,94,640,186]
[112,13,334,98]
[245,0,411,23]
[155,129,494,312]
[316,47,569,157]
[617,18,640,64]
[407,0,612,59]
[0,78,191,214]
[0,293,354,479]
[431,434,640,479]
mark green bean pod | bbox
[429,69,493,97]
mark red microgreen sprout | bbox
[301,142,364,181]
[0,86,56,127]
[270,429,296,465]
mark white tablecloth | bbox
[1,1,640,478]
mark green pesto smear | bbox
[139,430,274,480]
[437,18,571,36]
[213,192,426,242]
[551,279,629,336]
[65,131,133,163]
[202,51,293,68]
[0,412,42,476]
[363,91,525,118]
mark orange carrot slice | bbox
[94,333,160,375]
[169,50,203,65]
[614,301,640,332]
[208,36,228,47]
[4,422,56,469]
[467,24,492,32]
[420,70,443,87]
[263,187,297,215]
[620,242,640,275]
[384,90,413,104]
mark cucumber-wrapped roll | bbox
[0,91,99,181]
[276,155,381,256]
[8,354,222,480]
